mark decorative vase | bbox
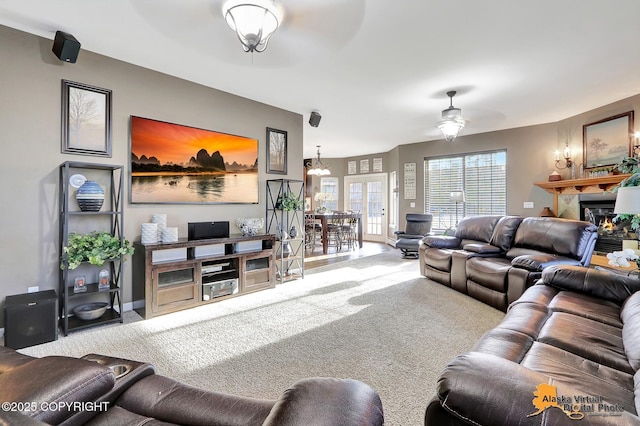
[141,223,159,244]
[289,225,298,238]
[282,242,291,258]
[76,180,104,212]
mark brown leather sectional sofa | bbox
[0,347,384,425]
[419,215,598,311]
[425,265,640,425]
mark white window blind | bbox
[425,150,506,231]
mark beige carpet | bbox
[20,251,504,425]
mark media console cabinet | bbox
[133,234,276,319]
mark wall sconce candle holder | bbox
[555,141,572,170]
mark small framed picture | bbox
[266,127,287,174]
[61,80,112,157]
[73,276,87,293]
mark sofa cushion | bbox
[422,248,453,272]
[466,257,511,292]
[511,217,597,259]
[542,265,640,304]
[622,291,640,371]
[454,215,502,242]
[547,290,623,328]
[520,342,636,414]
[511,253,581,272]
[537,312,631,374]
[489,215,523,252]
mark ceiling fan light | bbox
[222,0,282,52]
[436,91,465,142]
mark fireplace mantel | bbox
[534,174,630,214]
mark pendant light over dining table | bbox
[222,0,283,53]
[306,146,331,176]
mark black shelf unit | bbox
[59,161,125,335]
[266,179,305,282]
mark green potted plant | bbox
[62,231,135,270]
[277,193,303,211]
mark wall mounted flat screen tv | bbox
[130,116,259,204]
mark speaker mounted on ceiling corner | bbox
[309,111,322,127]
[52,31,81,63]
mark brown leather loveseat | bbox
[425,265,640,425]
[0,347,384,425]
[419,215,598,311]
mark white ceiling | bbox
[2,1,640,159]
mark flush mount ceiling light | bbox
[306,145,331,176]
[222,0,283,53]
[437,91,466,142]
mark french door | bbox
[344,173,388,243]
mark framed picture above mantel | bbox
[583,111,634,169]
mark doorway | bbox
[344,173,388,243]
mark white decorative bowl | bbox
[235,218,264,236]
[73,302,108,321]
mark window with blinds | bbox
[424,150,506,231]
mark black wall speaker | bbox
[4,290,58,350]
[309,112,322,127]
[52,31,81,63]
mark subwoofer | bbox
[4,290,58,349]
[52,31,81,63]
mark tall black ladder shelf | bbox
[59,161,125,335]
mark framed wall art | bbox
[266,127,287,174]
[61,80,112,157]
[583,111,634,169]
[130,116,259,204]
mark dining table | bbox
[309,212,363,254]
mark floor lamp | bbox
[450,190,465,227]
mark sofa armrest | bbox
[436,352,639,425]
[511,254,581,272]
[263,377,384,426]
[542,265,640,304]
[462,243,501,254]
[114,375,383,426]
[422,236,461,249]
[0,356,115,425]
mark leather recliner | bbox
[465,217,598,310]
[0,347,384,426]
[395,213,434,258]
[426,265,640,425]
[420,215,598,311]
[419,215,522,287]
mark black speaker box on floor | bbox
[4,290,58,349]
[52,31,81,63]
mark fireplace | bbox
[579,198,625,254]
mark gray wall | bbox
[0,25,303,326]
[325,96,640,232]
